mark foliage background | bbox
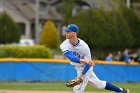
[0,45,51,58]
[0,12,20,44]
[40,20,60,49]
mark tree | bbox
[0,12,20,44]
[40,20,60,48]
[121,7,140,47]
[63,0,75,24]
[69,9,134,50]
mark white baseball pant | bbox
[73,66,106,93]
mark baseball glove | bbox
[66,77,82,87]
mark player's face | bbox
[65,31,76,39]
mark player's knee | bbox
[95,81,106,89]
[95,85,104,89]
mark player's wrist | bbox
[80,59,86,63]
[78,73,83,79]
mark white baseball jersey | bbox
[60,38,93,70]
[60,38,106,93]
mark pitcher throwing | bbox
[60,24,129,93]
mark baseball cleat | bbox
[122,88,129,93]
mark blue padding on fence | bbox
[0,62,140,82]
[93,64,140,82]
[0,62,76,81]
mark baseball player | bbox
[60,24,129,93]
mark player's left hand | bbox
[66,77,82,87]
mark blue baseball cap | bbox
[64,24,79,33]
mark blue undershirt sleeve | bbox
[63,50,80,63]
[63,50,90,75]
[82,64,90,75]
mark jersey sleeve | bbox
[60,43,69,53]
[64,50,80,63]
[60,43,80,63]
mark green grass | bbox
[0,82,140,92]
[86,82,140,92]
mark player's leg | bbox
[105,82,129,93]
[88,71,106,89]
[73,74,89,93]
[73,66,91,93]
[88,71,129,93]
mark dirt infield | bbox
[0,90,114,93]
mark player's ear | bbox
[74,32,77,34]
[75,32,78,36]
